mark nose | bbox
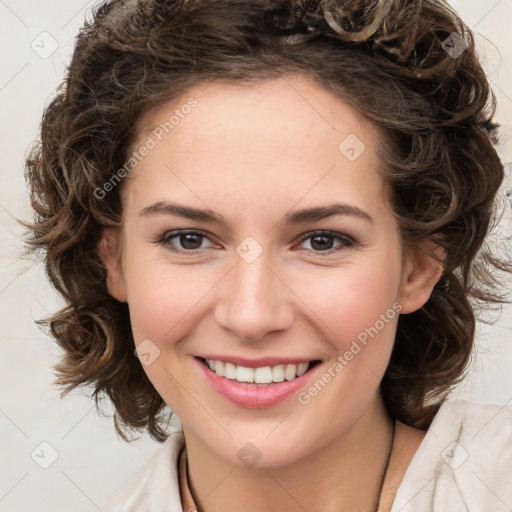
[214,248,294,342]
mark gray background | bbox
[0,1,511,511]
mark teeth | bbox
[236,365,254,383]
[254,366,272,383]
[296,362,309,377]
[204,359,312,384]
[224,362,237,379]
[272,365,285,383]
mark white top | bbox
[96,398,512,511]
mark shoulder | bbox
[95,430,185,512]
[391,398,512,512]
[430,398,512,470]
[433,396,512,426]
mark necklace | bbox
[181,418,397,512]
[373,419,397,512]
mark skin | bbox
[100,75,442,512]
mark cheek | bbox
[125,261,210,344]
[124,260,214,408]
[298,256,402,345]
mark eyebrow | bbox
[139,201,374,225]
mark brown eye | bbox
[175,233,204,250]
[156,230,215,253]
[297,231,356,254]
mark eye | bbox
[296,230,356,254]
[155,230,216,254]
[154,229,357,256]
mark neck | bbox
[182,393,395,512]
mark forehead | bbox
[123,75,390,221]
[136,75,381,155]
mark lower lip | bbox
[195,358,322,408]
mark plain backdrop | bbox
[0,1,511,511]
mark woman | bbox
[24,0,512,510]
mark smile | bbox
[195,357,323,408]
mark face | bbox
[101,75,439,468]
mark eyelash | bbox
[154,229,357,256]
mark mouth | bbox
[196,356,322,387]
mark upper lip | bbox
[196,355,320,368]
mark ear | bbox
[398,240,444,314]
[98,228,127,302]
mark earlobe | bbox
[98,229,128,302]
[398,241,444,314]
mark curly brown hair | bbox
[23,0,512,442]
